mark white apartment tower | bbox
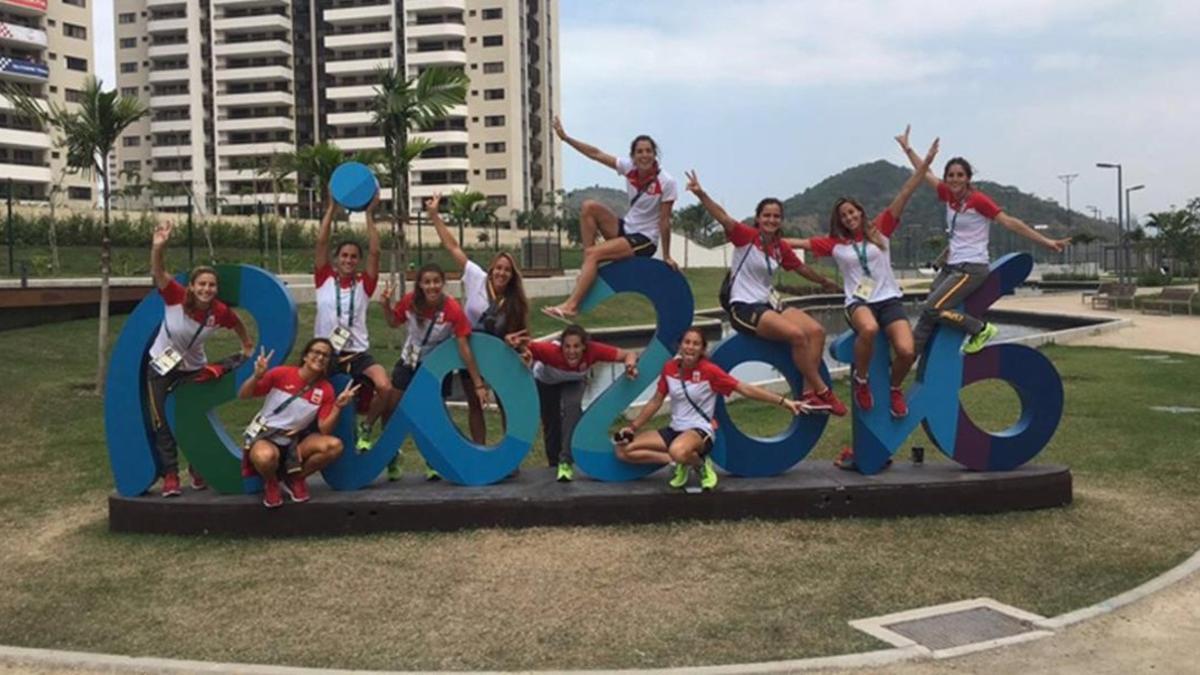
[113,0,560,223]
[0,0,95,206]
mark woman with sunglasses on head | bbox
[147,220,254,497]
[426,192,529,444]
[896,126,1070,356]
[238,339,355,509]
[685,171,846,415]
[613,327,808,491]
[380,263,483,481]
[542,116,678,321]
[313,191,393,452]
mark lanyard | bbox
[677,365,712,423]
[416,309,440,347]
[335,276,355,329]
[271,382,315,415]
[851,239,872,278]
[164,307,212,350]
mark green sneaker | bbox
[355,421,373,454]
[699,457,718,491]
[962,322,999,355]
[668,463,689,489]
[386,455,402,481]
[556,462,574,482]
[424,464,442,481]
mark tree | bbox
[1148,205,1199,285]
[257,153,297,272]
[673,203,712,269]
[6,76,148,394]
[370,65,468,293]
[447,190,487,245]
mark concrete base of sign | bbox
[109,463,1072,537]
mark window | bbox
[123,160,140,172]
[482,35,503,47]
[63,23,87,39]
[64,0,86,6]
[486,168,506,180]
[120,62,138,74]
[118,12,136,24]
[486,195,507,206]
[120,37,137,49]
[484,115,504,127]
[484,142,505,153]
[482,8,502,19]
[65,89,84,103]
[66,56,88,71]
[121,87,138,97]
[68,187,92,200]
[482,61,504,74]
[123,136,141,147]
[483,88,504,100]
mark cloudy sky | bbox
[94,0,1197,222]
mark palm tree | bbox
[6,76,148,394]
[257,153,297,271]
[447,190,487,244]
[673,203,711,269]
[370,65,468,292]
[290,141,344,207]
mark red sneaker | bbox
[161,472,182,497]
[801,391,833,413]
[188,466,207,491]
[816,388,848,417]
[262,477,284,509]
[833,446,857,470]
[282,474,310,503]
[890,387,908,418]
[852,376,873,411]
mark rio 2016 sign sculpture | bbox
[104,253,1062,496]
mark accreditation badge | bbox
[852,277,877,302]
[243,414,268,447]
[150,346,183,376]
[768,288,783,312]
[330,325,352,352]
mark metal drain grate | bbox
[883,606,1036,651]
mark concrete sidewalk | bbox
[995,291,1200,355]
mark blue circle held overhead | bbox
[330,162,379,212]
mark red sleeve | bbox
[585,341,621,365]
[656,372,669,396]
[314,263,334,287]
[936,181,953,203]
[726,223,757,247]
[968,192,1003,219]
[252,367,282,397]
[160,279,186,305]
[317,381,337,421]
[778,240,804,271]
[361,273,378,297]
[213,301,240,329]
[391,293,412,324]
[702,361,738,396]
[528,340,557,363]
[656,359,676,396]
[874,210,899,237]
[807,237,837,257]
[445,299,472,338]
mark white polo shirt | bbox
[313,264,377,353]
[726,223,804,305]
[615,156,677,242]
[937,182,1003,265]
[809,210,904,306]
[250,366,336,442]
[148,279,241,371]
[656,358,739,432]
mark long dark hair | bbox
[182,266,218,314]
[629,134,658,158]
[830,197,887,250]
[489,251,529,334]
[413,263,446,315]
[943,157,974,185]
[297,337,334,377]
[677,326,709,360]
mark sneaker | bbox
[890,387,908,418]
[424,464,441,481]
[282,474,310,503]
[161,472,182,497]
[833,446,858,471]
[963,322,998,355]
[556,462,574,482]
[801,391,833,413]
[852,376,873,411]
[668,463,690,489]
[355,421,373,454]
[815,388,848,417]
[386,456,403,481]
[187,466,207,491]
[699,457,719,491]
[262,477,284,508]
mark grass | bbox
[1,316,1198,670]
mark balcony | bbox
[0,127,50,149]
[410,182,466,199]
[326,110,372,126]
[325,84,378,100]
[150,93,192,108]
[0,0,47,17]
[0,57,48,83]
[219,192,298,206]
[325,57,392,75]
[324,30,392,49]
[147,42,189,58]
[412,156,468,172]
[152,144,195,158]
[0,162,51,183]
[214,39,291,58]
[217,116,293,132]
[0,20,47,49]
[405,0,465,11]
[212,13,291,32]
[411,129,469,145]
[217,90,293,106]
[330,136,383,151]
[212,0,287,8]
[148,67,190,84]
[219,141,294,156]
[152,169,194,182]
[324,4,391,25]
[147,0,186,7]
[0,92,46,111]
[406,49,466,68]
[406,22,466,40]
[146,17,189,33]
[214,64,291,82]
[150,118,192,133]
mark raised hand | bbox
[551,115,566,140]
[380,280,395,304]
[895,124,912,150]
[253,346,274,378]
[921,137,940,168]
[684,170,703,195]
[623,355,639,381]
[367,192,381,215]
[426,192,442,213]
[1047,237,1072,253]
[152,221,174,247]
[336,381,362,408]
[504,329,530,349]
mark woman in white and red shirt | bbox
[521,324,638,482]
[313,193,392,451]
[685,171,846,416]
[380,263,484,480]
[238,338,355,509]
[786,137,940,418]
[147,221,253,497]
[614,327,807,491]
[542,116,678,321]
[896,126,1070,356]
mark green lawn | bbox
[0,315,1197,670]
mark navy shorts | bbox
[844,297,908,330]
[391,361,453,396]
[728,302,776,337]
[618,219,657,258]
[335,351,378,385]
[658,427,714,455]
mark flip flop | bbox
[540,306,574,323]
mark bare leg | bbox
[848,306,880,378]
[756,309,827,393]
[667,432,707,467]
[884,319,916,387]
[615,429,671,465]
[249,440,281,479]
[548,237,635,317]
[296,433,343,478]
[464,377,486,444]
[579,199,622,249]
[362,364,393,428]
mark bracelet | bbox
[778,394,786,406]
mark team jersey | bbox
[528,339,622,385]
[460,260,510,336]
[148,279,240,371]
[391,292,472,363]
[726,223,803,305]
[250,365,336,442]
[656,357,739,432]
[936,182,1003,265]
[808,210,904,306]
[615,156,677,242]
[313,263,377,353]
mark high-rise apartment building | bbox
[0,0,95,206]
[113,0,560,223]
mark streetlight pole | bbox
[1096,163,1124,285]
[1125,184,1145,281]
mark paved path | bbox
[996,290,1200,355]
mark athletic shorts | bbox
[658,426,714,455]
[391,361,453,396]
[334,351,378,385]
[844,297,908,330]
[618,219,657,258]
[728,302,776,337]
